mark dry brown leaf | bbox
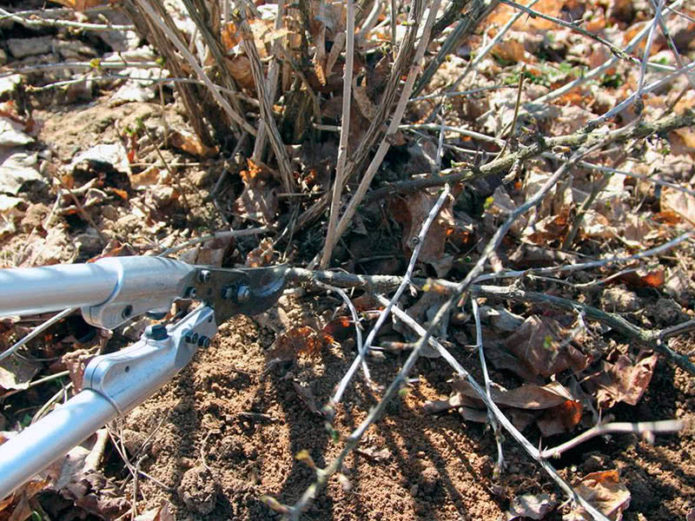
[48,0,112,10]
[134,502,174,521]
[233,159,279,225]
[389,190,455,275]
[566,470,631,521]
[661,187,695,226]
[246,238,276,267]
[0,356,41,392]
[454,380,576,410]
[497,315,589,378]
[507,493,557,520]
[270,326,332,361]
[536,399,583,437]
[169,129,218,158]
[589,354,658,408]
[617,267,665,289]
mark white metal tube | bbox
[0,263,117,316]
[0,390,117,500]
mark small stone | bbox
[7,37,52,59]
[419,466,440,495]
[600,286,642,313]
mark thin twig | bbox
[472,298,504,473]
[540,420,684,459]
[315,281,368,382]
[0,7,134,31]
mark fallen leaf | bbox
[133,502,174,521]
[272,326,332,359]
[661,187,695,225]
[507,493,557,520]
[617,267,665,289]
[536,399,583,437]
[565,470,630,521]
[49,0,112,10]
[246,238,276,267]
[497,315,589,378]
[0,356,41,392]
[168,128,218,158]
[454,380,576,410]
[589,354,658,408]
[70,143,132,176]
[356,446,391,462]
[233,159,279,225]
[388,190,455,276]
[0,150,43,195]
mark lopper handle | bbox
[0,390,117,500]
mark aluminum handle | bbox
[0,257,196,328]
[0,390,117,500]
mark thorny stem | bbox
[282,146,606,519]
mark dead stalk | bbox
[134,0,255,135]
[321,0,356,268]
[237,10,295,193]
[326,0,441,258]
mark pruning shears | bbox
[0,256,288,500]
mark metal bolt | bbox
[185,286,197,299]
[184,332,199,344]
[237,284,251,304]
[198,270,211,283]
[222,286,235,300]
[198,336,211,348]
[144,324,168,341]
[122,305,133,319]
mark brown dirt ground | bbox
[115,311,694,521]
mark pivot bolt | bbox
[144,324,168,341]
[222,286,235,300]
[198,336,211,348]
[198,270,211,283]
[185,286,197,299]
